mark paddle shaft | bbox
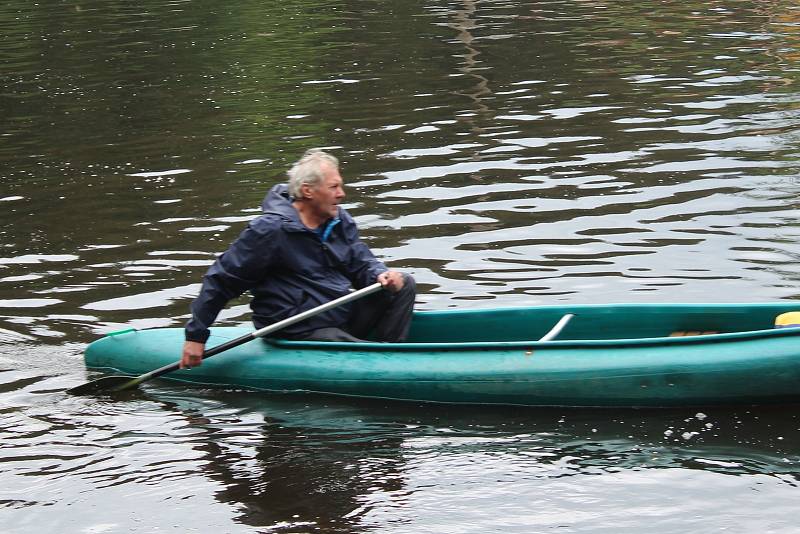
[99,282,384,391]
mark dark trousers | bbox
[291,274,416,343]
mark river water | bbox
[2,0,800,532]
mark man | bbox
[181,149,416,369]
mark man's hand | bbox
[377,270,405,293]
[181,340,205,369]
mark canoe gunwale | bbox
[265,325,800,352]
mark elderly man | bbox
[181,149,416,369]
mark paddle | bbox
[538,313,574,341]
[67,282,384,396]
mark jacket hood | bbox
[261,184,298,220]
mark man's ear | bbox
[300,183,313,200]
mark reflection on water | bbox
[2,0,800,344]
[2,0,800,531]
[1,369,798,532]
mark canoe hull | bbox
[84,315,800,407]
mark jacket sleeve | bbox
[340,216,387,288]
[185,218,278,343]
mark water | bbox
[2,0,800,531]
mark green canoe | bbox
[83,302,800,407]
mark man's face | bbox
[303,163,345,221]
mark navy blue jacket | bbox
[185,184,387,342]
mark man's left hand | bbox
[377,271,404,293]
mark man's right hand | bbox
[181,340,206,369]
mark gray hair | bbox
[287,149,340,199]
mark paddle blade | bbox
[66,375,141,396]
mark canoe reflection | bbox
[149,390,800,531]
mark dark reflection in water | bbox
[2,0,800,531]
[167,393,800,532]
[3,370,797,532]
